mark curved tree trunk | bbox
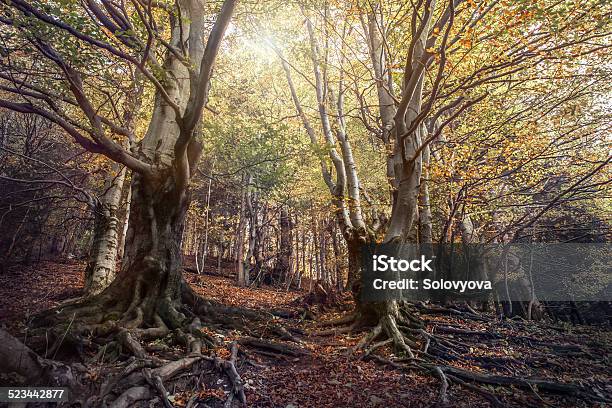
[84,166,126,296]
[341,3,438,356]
[116,178,132,260]
[81,0,238,330]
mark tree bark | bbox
[330,222,343,291]
[419,144,433,244]
[84,165,126,296]
[116,177,132,260]
[237,174,251,286]
[100,171,191,329]
[198,165,214,272]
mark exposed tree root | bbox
[415,301,491,322]
[350,304,425,358]
[445,373,503,407]
[215,341,247,407]
[155,356,202,379]
[433,365,449,405]
[313,321,359,336]
[109,386,151,408]
[343,300,610,406]
[365,332,610,405]
[3,278,301,407]
[238,336,310,358]
[352,321,382,352]
[25,277,291,359]
[318,312,357,327]
[117,329,147,359]
[0,328,85,402]
[436,364,609,402]
[363,338,393,358]
[94,355,205,406]
[91,342,248,406]
[99,358,157,401]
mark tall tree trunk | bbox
[8,0,239,353]
[272,206,292,284]
[94,0,235,328]
[251,203,265,283]
[330,222,343,291]
[237,174,252,286]
[312,218,321,284]
[419,144,433,244]
[318,220,328,288]
[84,165,126,296]
[217,242,223,275]
[300,223,306,289]
[116,177,132,260]
[198,165,214,272]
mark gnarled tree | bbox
[0,0,237,344]
[354,0,611,354]
[275,0,612,355]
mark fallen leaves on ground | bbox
[1,260,610,407]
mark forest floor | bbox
[1,259,610,407]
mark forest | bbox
[0,0,610,406]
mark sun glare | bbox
[242,35,281,63]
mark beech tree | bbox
[267,0,611,355]
[0,0,237,340]
[355,0,610,352]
